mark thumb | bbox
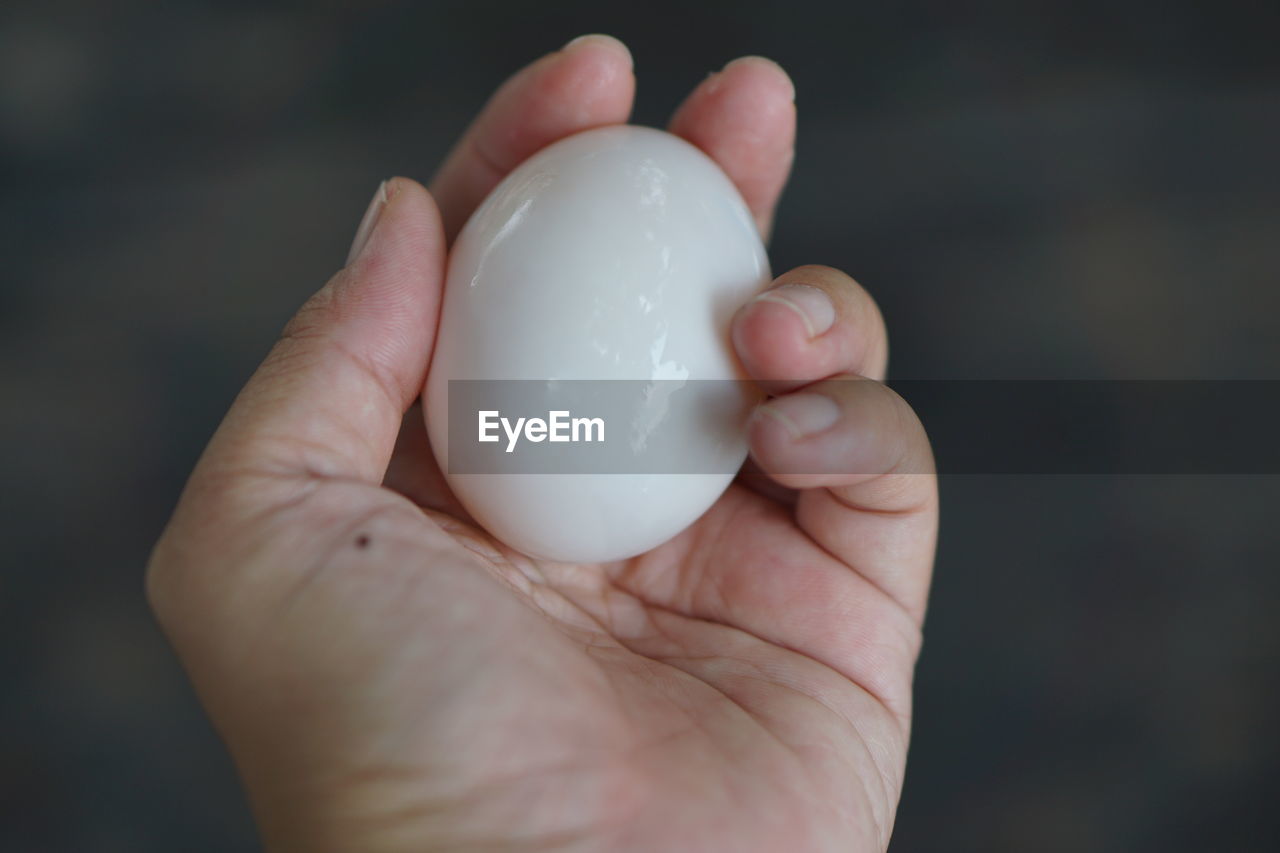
[196,177,446,495]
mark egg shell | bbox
[425,125,771,563]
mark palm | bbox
[309,437,921,850]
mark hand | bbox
[148,35,937,853]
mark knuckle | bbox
[875,383,934,475]
[833,282,888,377]
[279,274,344,343]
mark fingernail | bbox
[562,33,632,67]
[721,55,795,102]
[347,180,388,266]
[754,284,835,338]
[755,393,841,440]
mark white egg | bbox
[425,125,771,563]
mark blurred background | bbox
[3,0,1278,850]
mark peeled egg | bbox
[425,125,771,563]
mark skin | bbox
[147,35,938,853]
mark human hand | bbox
[148,35,937,853]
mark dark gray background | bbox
[3,1,1278,850]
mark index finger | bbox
[429,34,636,242]
[668,55,797,240]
